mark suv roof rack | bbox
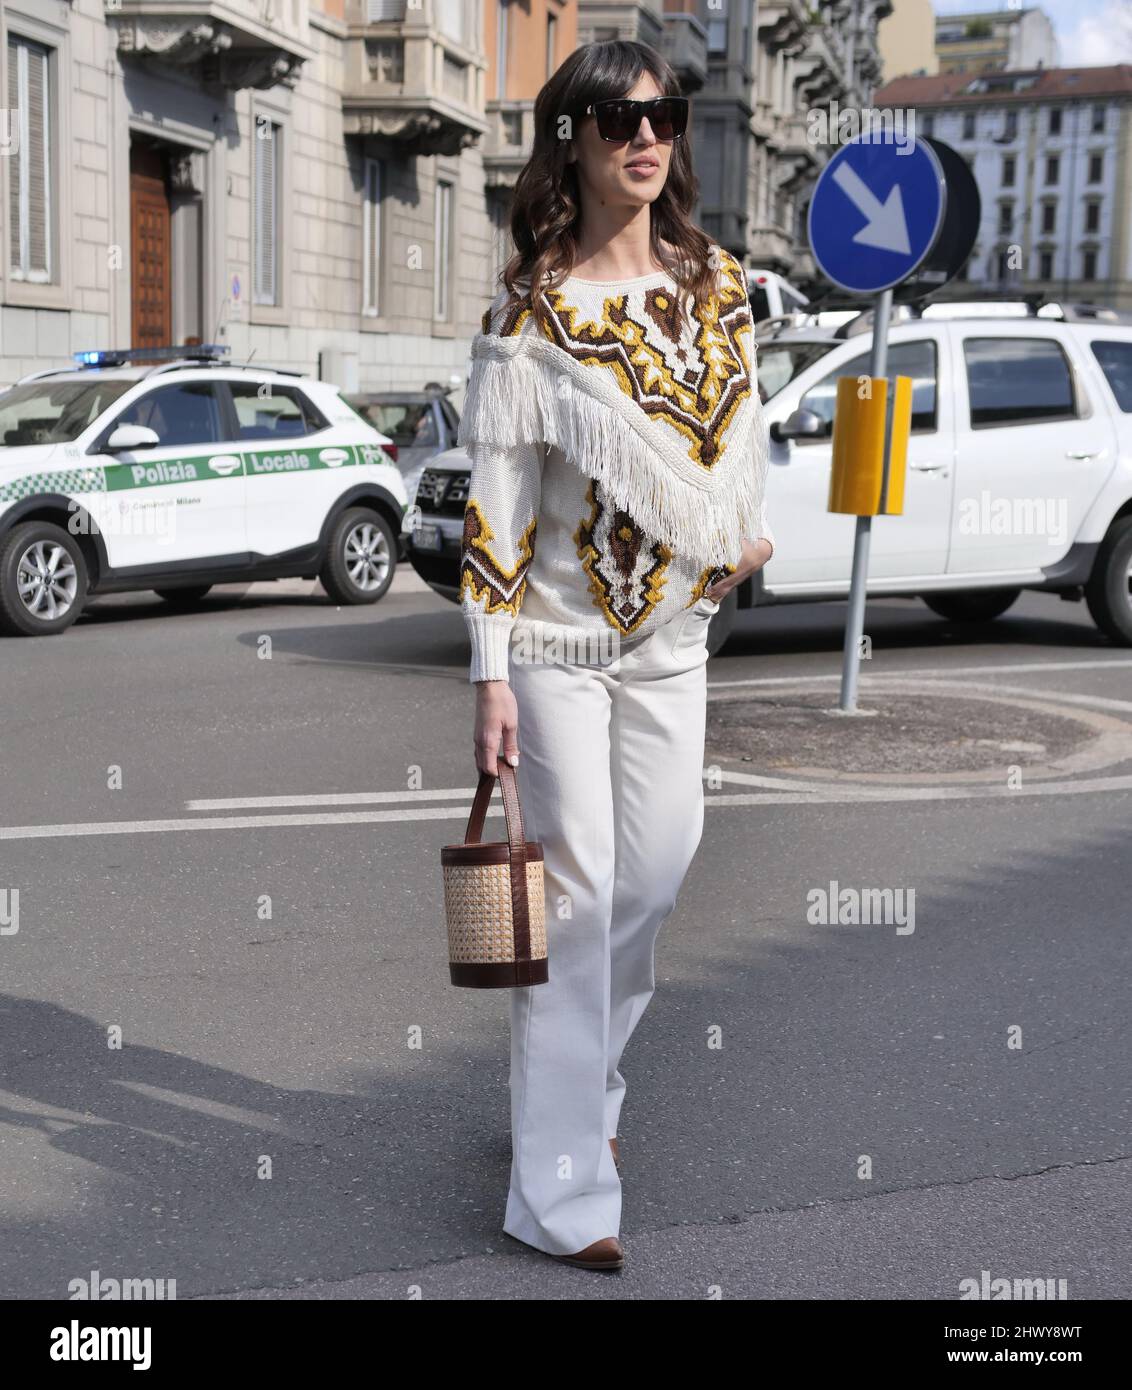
[142,358,306,379]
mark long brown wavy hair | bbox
[501,40,718,339]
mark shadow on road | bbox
[0,820,1127,1297]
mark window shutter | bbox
[26,42,49,280]
[367,0,406,20]
[434,180,451,321]
[363,158,381,316]
[253,120,277,305]
[8,36,52,282]
[7,41,18,273]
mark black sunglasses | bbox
[583,96,689,144]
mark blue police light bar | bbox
[73,345,231,368]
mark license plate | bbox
[414,524,443,552]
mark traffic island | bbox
[706,683,1132,785]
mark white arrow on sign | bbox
[831,163,912,256]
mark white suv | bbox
[750,310,1132,645]
[0,348,409,635]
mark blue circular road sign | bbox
[808,136,947,295]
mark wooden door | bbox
[130,147,171,350]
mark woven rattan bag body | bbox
[442,764,547,987]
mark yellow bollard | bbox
[828,375,912,516]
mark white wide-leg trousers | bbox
[502,595,718,1256]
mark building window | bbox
[1003,110,1017,140]
[1082,249,1097,281]
[434,177,452,321]
[253,116,281,306]
[1085,200,1101,235]
[7,35,54,283]
[1041,202,1056,234]
[706,0,728,53]
[1002,155,1015,187]
[921,113,935,137]
[962,111,976,140]
[1045,154,1059,185]
[1091,104,1105,133]
[1039,250,1053,280]
[997,202,1013,236]
[994,249,1018,284]
[700,118,726,209]
[546,11,556,78]
[1048,107,1062,136]
[435,0,464,44]
[1088,152,1103,184]
[496,1,508,101]
[362,158,382,317]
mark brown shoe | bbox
[556,1236,624,1271]
[609,1137,621,1171]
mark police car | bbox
[0,345,409,635]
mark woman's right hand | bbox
[474,679,520,776]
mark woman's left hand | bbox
[704,537,773,602]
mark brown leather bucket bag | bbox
[441,764,547,987]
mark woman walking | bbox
[456,39,773,1271]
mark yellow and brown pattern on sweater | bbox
[455,247,772,682]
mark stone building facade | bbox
[0,0,891,389]
[876,66,1132,309]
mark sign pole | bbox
[838,286,892,713]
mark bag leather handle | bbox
[463,764,533,971]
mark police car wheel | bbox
[154,585,213,607]
[1084,516,1132,646]
[0,520,89,636]
[320,507,394,605]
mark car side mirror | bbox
[770,408,825,443]
[105,424,160,451]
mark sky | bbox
[933,0,1132,66]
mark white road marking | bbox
[3,659,1129,844]
[708,774,1132,804]
[2,770,1131,842]
[187,789,480,810]
[0,806,479,842]
[709,657,1132,690]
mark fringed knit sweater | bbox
[456,245,773,682]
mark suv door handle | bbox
[1065,450,1100,461]
[909,461,946,472]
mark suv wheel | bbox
[1085,516,1132,645]
[320,507,395,605]
[154,585,213,607]
[0,521,89,636]
[922,589,1020,623]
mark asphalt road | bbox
[1,570,1129,1300]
